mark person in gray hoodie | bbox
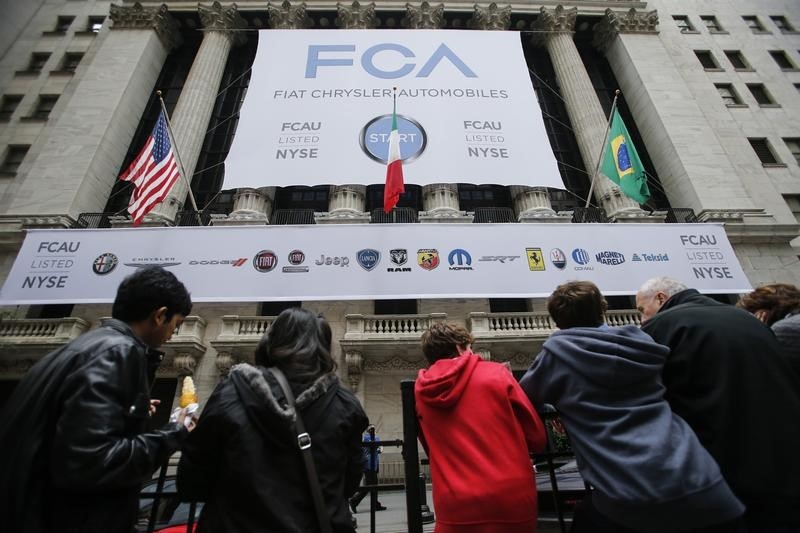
[520,281,745,533]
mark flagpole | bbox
[156,91,203,226]
[585,89,620,209]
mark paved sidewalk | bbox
[353,490,567,533]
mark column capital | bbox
[336,1,378,29]
[267,1,312,29]
[530,5,577,46]
[345,350,363,392]
[199,1,248,47]
[470,3,511,31]
[404,2,445,29]
[109,2,182,50]
[593,8,659,51]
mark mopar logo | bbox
[571,249,590,266]
[361,115,426,165]
[448,249,473,271]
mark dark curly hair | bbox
[421,322,474,364]
[547,281,607,330]
[255,308,336,388]
[737,283,800,326]
[112,266,192,322]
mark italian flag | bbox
[383,95,405,213]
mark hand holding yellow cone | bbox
[180,376,199,408]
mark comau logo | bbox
[253,250,278,272]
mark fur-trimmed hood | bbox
[227,363,339,441]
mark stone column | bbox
[532,6,646,219]
[511,186,571,222]
[214,187,275,226]
[402,3,471,223]
[468,4,562,222]
[5,3,180,221]
[317,1,377,224]
[147,2,247,224]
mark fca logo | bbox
[448,249,472,266]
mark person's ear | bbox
[656,292,667,306]
[152,306,169,326]
[601,298,608,314]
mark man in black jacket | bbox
[637,277,800,532]
[0,266,194,533]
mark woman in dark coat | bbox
[177,308,368,533]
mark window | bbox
[771,16,796,33]
[88,16,105,33]
[1,145,30,174]
[769,50,796,70]
[32,94,58,119]
[700,15,725,32]
[783,138,800,165]
[747,84,777,105]
[0,95,23,121]
[748,138,780,165]
[742,16,767,32]
[60,52,83,72]
[27,52,50,72]
[694,50,720,69]
[489,299,528,313]
[784,195,800,223]
[50,16,74,33]
[724,50,750,70]
[258,301,300,316]
[672,15,696,33]
[374,299,417,315]
[716,84,743,106]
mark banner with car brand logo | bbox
[222,29,564,190]
[0,223,750,304]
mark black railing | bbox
[473,207,516,223]
[571,206,610,223]
[75,212,118,228]
[175,210,214,227]
[371,207,418,223]
[271,208,317,225]
[664,207,698,223]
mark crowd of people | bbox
[0,265,798,533]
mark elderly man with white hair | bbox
[636,277,800,533]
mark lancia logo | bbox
[356,249,381,271]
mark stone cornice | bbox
[336,1,378,29]
[470,2,511,30]
[593,7,659,51]
[109,2,182,50]
[404,2,445,29]
[530,5,577,46]
[199,1,248,46]
[267,0,312,29]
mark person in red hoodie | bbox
[415,322,546,533]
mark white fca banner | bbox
[0,224,750,304]
[223,29,565,189]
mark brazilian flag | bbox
[600,109,650,204]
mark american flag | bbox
[119,111,181,225]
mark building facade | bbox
[0,0,798,472]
